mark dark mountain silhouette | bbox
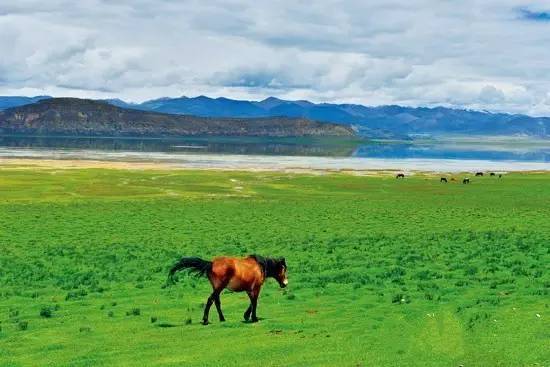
[137,96,267,117]
[0,98,355,138]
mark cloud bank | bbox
[1,0,550,115]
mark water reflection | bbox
[0,135,357,157]
[353,142,550,162]
[0,135,548,162]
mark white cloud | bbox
[1,0,550,114]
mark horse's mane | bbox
[249,254,279,278]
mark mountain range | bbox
[0,96,51,110]
[1,95,549,138]
[0,98,354,138]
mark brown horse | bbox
[396,173,405,179]
[168,255,288,325]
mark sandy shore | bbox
[0,158,184,171]
[1,147,549,174]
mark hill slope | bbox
[0,98,355,138]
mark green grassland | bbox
[0,166,548,366]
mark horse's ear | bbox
[280,257,286,266]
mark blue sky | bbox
[1,0,550,115]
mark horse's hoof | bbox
[220,318,226,322]
[202,320,209,325]
[251,318,259,323]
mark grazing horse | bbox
[168,255,288,325]
[396,173,405,179]
[490,172,496,176]
[475,172,484,177]
[440,177,448,183]
[463,178,470,184]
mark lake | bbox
[0,135,548,162]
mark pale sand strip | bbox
[0,148,549,174]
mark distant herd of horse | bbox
[396,171,502,184]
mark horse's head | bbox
[275,257,288,288]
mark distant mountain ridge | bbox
[91,96,550,138]
[1,95,549,138]
[0,98,355,138]
[0,96,51,110]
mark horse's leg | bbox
[244,290,256,322]
[243,304,252,321]
[250,296,259,322]
[203,287,227,325]
[202,270,227,324]
[249,288,260,323]
[214,293,225,322]
[202,292,215,325]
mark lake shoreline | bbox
[1,148,549,174]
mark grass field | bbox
[0,165,548,366]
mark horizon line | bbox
[0,94,543,118]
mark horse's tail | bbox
[167,257,212,285]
